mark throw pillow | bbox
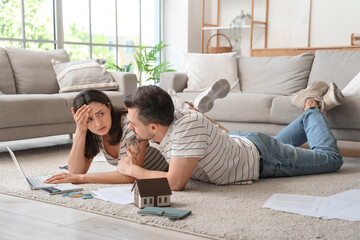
[182,52,240,93]
[5,47,70,94]
[0,47,16,94]
[238,53,315,95]
[52,58,119,93]
[342,72,360,96]
[308,50,360,90]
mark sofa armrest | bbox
[159,72,188,92]
[110,72,137,95]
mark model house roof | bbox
[132,178,172,197]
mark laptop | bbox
[7,146,76,190]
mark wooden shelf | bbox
[202,25,265,31]
[201,0,269,54]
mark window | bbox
[0,0,55,49]
[164,196,167,203]
[144,198,147,205]
[0,0,161,69]
[158,196,162,204]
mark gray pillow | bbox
[238,53,315,95]
[308,50,360,90]
[52,58,118,93]
[5,47,70,94]
[0,48,16,94]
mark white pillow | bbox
[342,72,360,96]
[182,52,241,93]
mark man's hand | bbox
[44,172,81,184]
[117,148,138,176]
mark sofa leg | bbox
[68,133,73,139]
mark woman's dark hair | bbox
[123,85,174,126]
[73,89,127,159]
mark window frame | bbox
[0,0,162,65]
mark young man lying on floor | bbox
[117,80,344,191]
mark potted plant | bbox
[106,41,174,85]
[229,10,251,56]
[106,62,133,72]
[133,41,175,85]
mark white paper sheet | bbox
[92,186,133,204]
[262,189,360,221]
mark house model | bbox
[131,178,172,209]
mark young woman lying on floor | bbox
[45,89,168,184]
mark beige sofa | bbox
[160,50,360,143]
[0,47,137,142]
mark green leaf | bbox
[133,41,175,84]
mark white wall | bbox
[163,0,189,72]
[310,0,360,46]
[163,0,360,70]
[267,0,360,48]
[163,0,202,71]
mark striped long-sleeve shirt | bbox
[150,110,260,185]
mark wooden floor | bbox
[0,135,208,240]
[0,194,207,240]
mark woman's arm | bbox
[68,105,93,174]
[44,141,147,184]
[67,130,93,174]
[45,135,148,185]
[45,171,135,184]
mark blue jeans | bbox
[229,107,343,178]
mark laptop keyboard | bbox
[28,175,54,188]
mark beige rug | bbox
[0,144,359,240]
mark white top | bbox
[98,114,168,171]
[150,110,260,185]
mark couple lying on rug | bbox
[45,79,344,191]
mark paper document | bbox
[92,186,133,204]
[263,189,360,221]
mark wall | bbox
[163,0,201,71]
[162,0,189,72]
[310,0,360,46]
[163,0,360,70]
[268,0,360,48]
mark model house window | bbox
[149,198,153,204]
[144,198,147,205]
[0,0,161,68]
[164,196,167,203]
[158,196,162,204]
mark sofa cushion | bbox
[0,48,16,94]
[308,50,360,90]
[325,96,360,129]
[5,47,70,94]
[269,95,360,129]
[269,96,305,125]
[0,94,72,128]
[52,58,118,93]
[238,53,314,95]
[182,52,241,93]
[175,92,273,123]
